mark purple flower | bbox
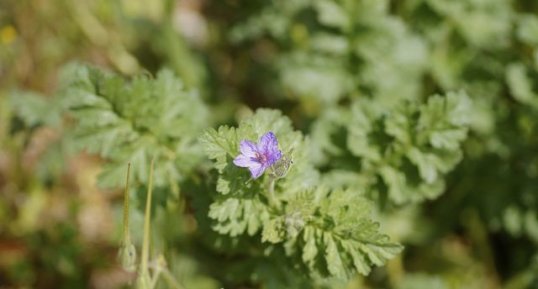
[233,132,282,179]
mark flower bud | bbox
[118,242,137,272]
[270,154,293,179]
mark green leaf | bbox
[517,14,538,46]
[314,91,471,204]
[10,90,62,127]
[209,197,271,236]
[314,0,350,30]
[506,63,538,109]
[324,233,346,278]
[262,218,286,243]
[59,63,209,187]
[286,189,402,278]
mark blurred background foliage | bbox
[1,0,538,288]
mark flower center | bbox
[255,152,268,164]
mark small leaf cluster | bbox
[200,109,402,281]
[266,189,402,278]
[312,91,471,204]
[59,64,209,188]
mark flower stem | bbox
[267,177,278,207]
[162,268,185,289]
[137,158,155,289]
[150,268,162,289]
[118,163,137,272]
[122,163,131,244]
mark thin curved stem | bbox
[140,157,155,280]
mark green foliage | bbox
[4,0,538,288]
[279,189,402,278]
[59,64,209,187]
[230,0,428,108]
[200,109,401,281]
[506,63,538,110]
[10,91,62,127]
[312,91,471,204]
[200,109,314,235]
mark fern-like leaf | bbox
[59,63,209,187]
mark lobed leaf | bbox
[59,63,209,187]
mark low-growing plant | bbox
[3,0,538,288]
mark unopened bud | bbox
[118,242,137,272]
[270,154,293,179]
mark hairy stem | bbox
[138,158,155,289]
[162,268,185,289]
[150,268,162,289]
[122,163,131,245]
[267,177,278,207]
